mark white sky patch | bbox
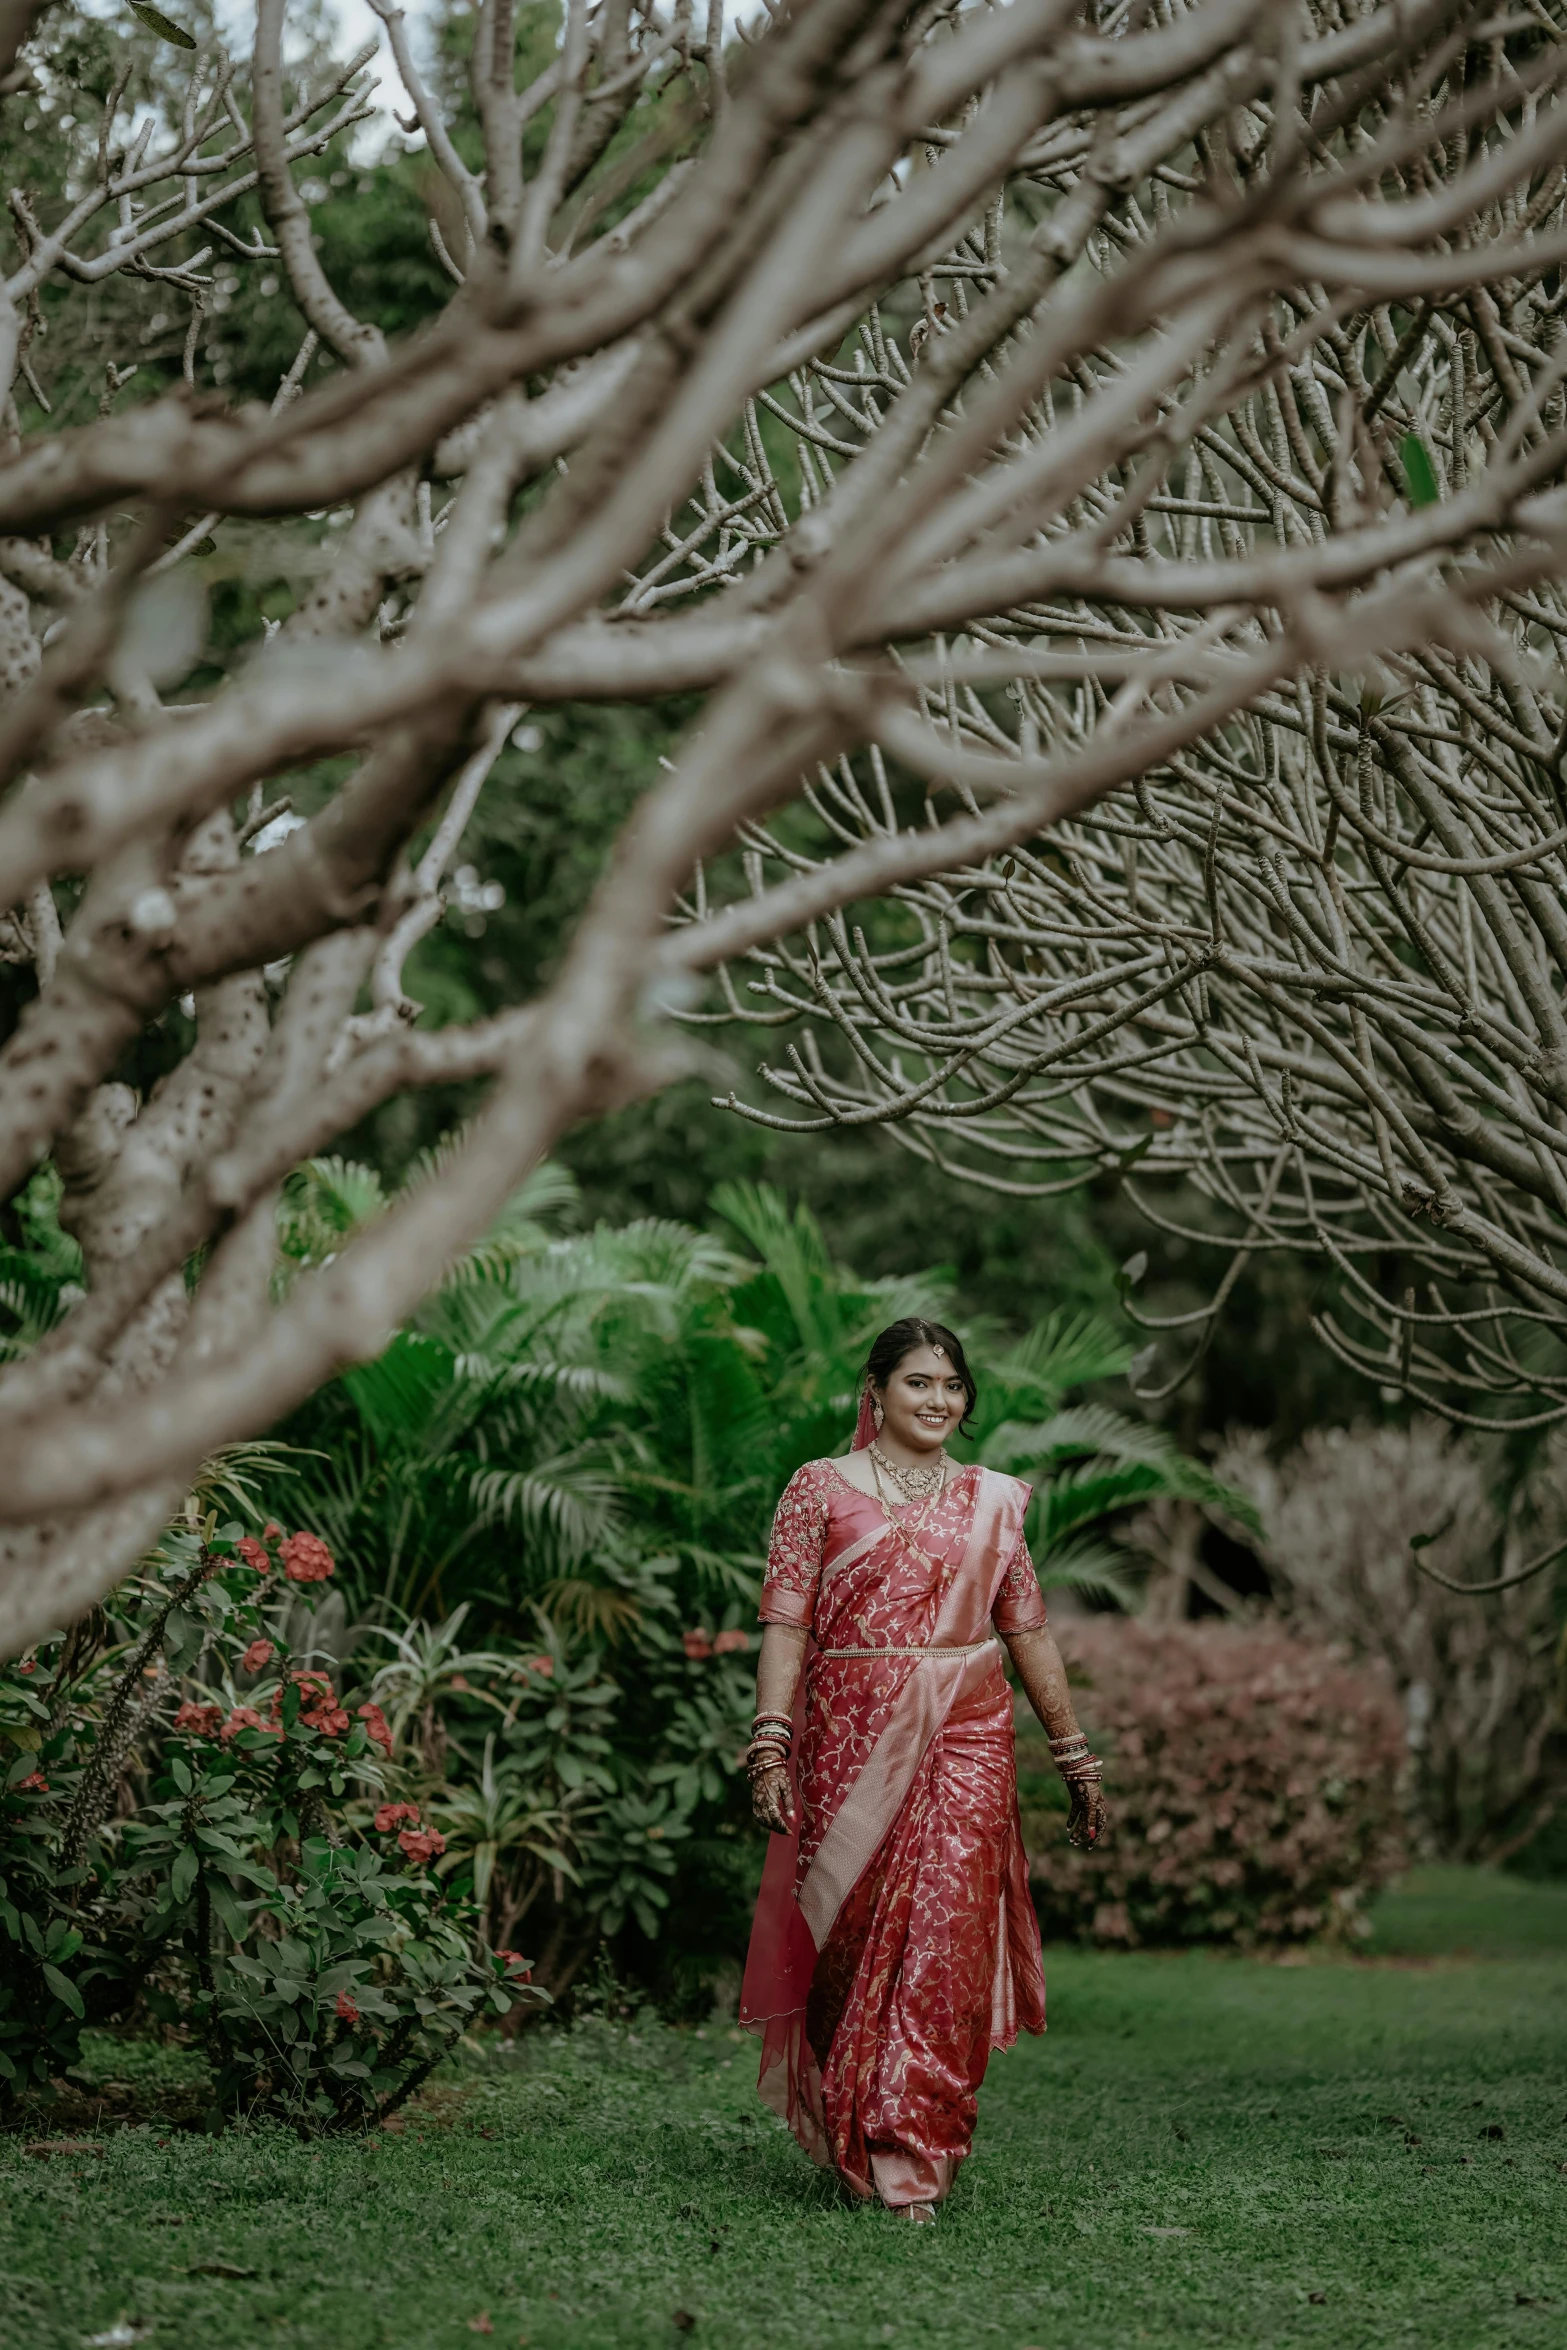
[50,0,775,183]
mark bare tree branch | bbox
[5,0,1567,1646]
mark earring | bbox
[872,1398,884,1429]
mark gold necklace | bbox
[868,1442,947,1509]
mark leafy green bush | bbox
[0,1515,538,2127]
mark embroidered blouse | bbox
[758,1457,1049,1635]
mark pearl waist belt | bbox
[817,1637,998,1659]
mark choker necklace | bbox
[867,1442,947,1506]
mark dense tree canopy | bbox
[4,0,1567,1658]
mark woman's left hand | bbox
[751,1763,796,1836]
[1067,1781,1107,1850]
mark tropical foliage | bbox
[1,1156,1248,2027]
[279,1162,1243,1626]
[260,1162,1249,1995]
[0,1166,83,1365]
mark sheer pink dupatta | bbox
[848,1386,878,1454]
[737,1393,877,2162]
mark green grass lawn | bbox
[3,1869,1565,2350]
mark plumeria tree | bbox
[4,0,1567,1654]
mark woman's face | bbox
[876,1344,969,1454]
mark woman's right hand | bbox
[751,1762,796,1836]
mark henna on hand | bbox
[751,1761,796,1836]
[1067,1779,1108,1851]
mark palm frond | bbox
[714,1181,846,1359]
[536,1577,646,1641]
[989,1401,1263,1542]
[986,1403,1182,1471]
[278,1157,389,1267]
[1033,1535,1141,1608]
[0,1271,69,1358]
[985,1310,1133,1409]
[1038,1464,1175,1547]
[467,1456,623,1564]
[190,1440,311,1518]
[426,1157,578,1286]
[0,1167,86,1360]
[340,1333,466,1453]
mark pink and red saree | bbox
[739,1457,1048,2208]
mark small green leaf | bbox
[41,1962,84,2018]
[171,1845,199,1903]
[207,1878,249,1942]
[1400,431,1440,507]
[129,1,197,44]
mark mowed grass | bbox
[3,1870,1565,2350]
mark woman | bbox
[739,1318,1107,2222]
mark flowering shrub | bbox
[1022,1620,1407,1949]
[236,1523,336,1584]
[0,1516,542,2125]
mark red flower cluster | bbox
[712,1629,750,1656]
[14,1770,49,1793]
[375,1802,421,1833]
[397,1826,447,1866]
[494,1950,532,1979]
[357,1701,393,1757]
[277,1669,349,1736]
[220,1705,282,1743]
[518,1654,554,1679]
[239,1638,275,1675]
[173,1699,223,1738]
[17,1660,35,1675]
[335,1990,361,2024]
[682,1628,713,1660]
[233,1526,334,1583]
[279,1531,334,1584]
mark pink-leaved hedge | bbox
[1021,1619,1407,1949]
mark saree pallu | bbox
[740,1461,1047,2207]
